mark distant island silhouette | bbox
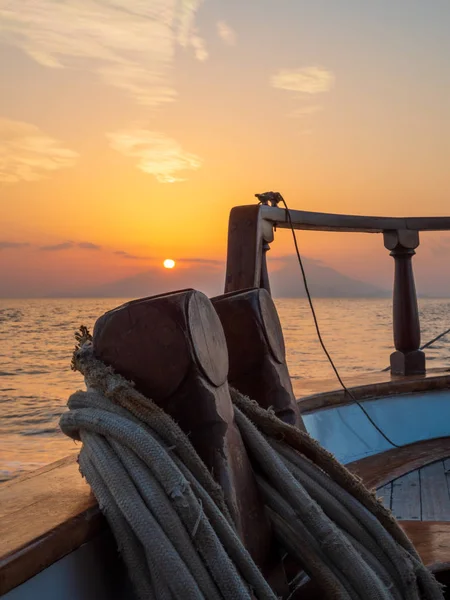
[47,256,390,299]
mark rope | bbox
[256,191,401,449]
[61,334,444,600]
[382,327,450,372]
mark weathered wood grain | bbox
[420,461,450,521]
[348,437,450,489]
[0,455,102,596]
[224,205,264,293]
[391,470,421,520]
[93,290,286,592]
[212,288,304,429]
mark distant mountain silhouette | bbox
[64,256,389,299]
[269,256,389,298]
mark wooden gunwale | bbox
[0,455,102,596]
[295,369,450,414]
[2,373,450,595]
[346,437,450,490]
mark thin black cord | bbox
[276,194,401,449]
[381,326,450,372]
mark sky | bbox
[1,0,450,298]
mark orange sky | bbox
[1,1,450,297]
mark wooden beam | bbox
[260,205,450,233]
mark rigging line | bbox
[381,327,450,373]
[260,193,400,449]
[421,327,450,351]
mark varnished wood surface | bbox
[295,369,450,413]
[400,521,450,572]
[379,459,450,522]
[385,230,425,375]
[347,437,450,489]
[260,204,450,233]
[0,455,102,596]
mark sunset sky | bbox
[1,0,450,297]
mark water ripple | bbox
[1,296,449,482]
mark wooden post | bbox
[260,241,272,294]
[212,288,305,430]
[92,289,287,593]
[225,205,274,293]
[384,230,425,375]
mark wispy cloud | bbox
[188,34,208,62]
[107,129,202,183]
[0,0,207,107]
[40,242,74,252]
[0,241,29,250]
[40,241,101,251]
[271,67,335,94]
[428,236,450,257]
[174,0,208,60]
[114,250,151,260]
[0,119,77,184]
[289,105,323,118]
[178,257,223,265]
[271,67,334,124]
[217,21,236,46]
[78,242,101,250]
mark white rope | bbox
[60,339,444,600]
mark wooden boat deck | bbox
[377,458,450,521]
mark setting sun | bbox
[163,259,176,269]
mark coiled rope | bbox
[60,330,444,600]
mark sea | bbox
[1,297,450,483]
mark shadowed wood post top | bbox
[93,289,279,583]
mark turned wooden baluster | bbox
[92,289,288,594]
[384,230,425,375]
[212,288,305,430]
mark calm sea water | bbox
[1,297,450,482]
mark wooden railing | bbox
[224,204,450,376]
